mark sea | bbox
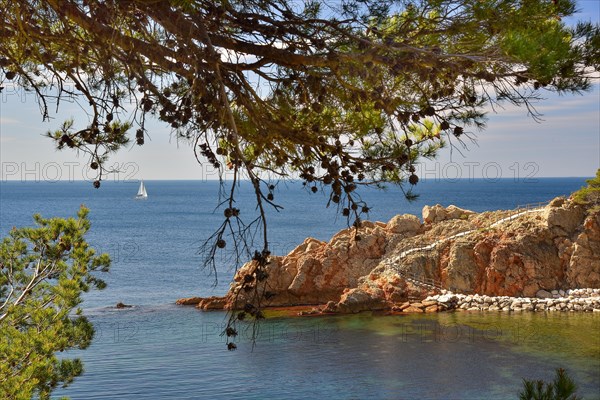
[0,178,598,399]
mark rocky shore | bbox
[428,288,600,312]
[178,196,600,314]
[386,288,600,314]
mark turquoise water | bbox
[54,307,600,399]
[1,178,598,399]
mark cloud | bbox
[0,117,19,125]
[0,135,16,143]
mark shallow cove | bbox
[55,306,600,399]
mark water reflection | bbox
[56,308,598,399]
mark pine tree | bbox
[0,207,110,399]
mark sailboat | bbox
[135,180,148,199]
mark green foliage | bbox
[519,368,581,400]
[573,169,600,209]
[0,207,110,400]
[1,1,597,195]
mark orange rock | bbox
[176,297,203,305]
[215,199,599,314]
[403,306,425,313]
[196,296,227,310]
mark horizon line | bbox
[0,176,593,183]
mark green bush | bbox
[0,207,110,399]
[573,169,600,209]
[519,368,581,400]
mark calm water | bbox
[1,178,598,399]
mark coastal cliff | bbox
[179,197,600,313]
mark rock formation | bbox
[422,204,475,224]
[180,199,600,313]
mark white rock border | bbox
[424,288,600,312]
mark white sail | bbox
[136,180,148,199]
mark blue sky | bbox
[1,1,598,181]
